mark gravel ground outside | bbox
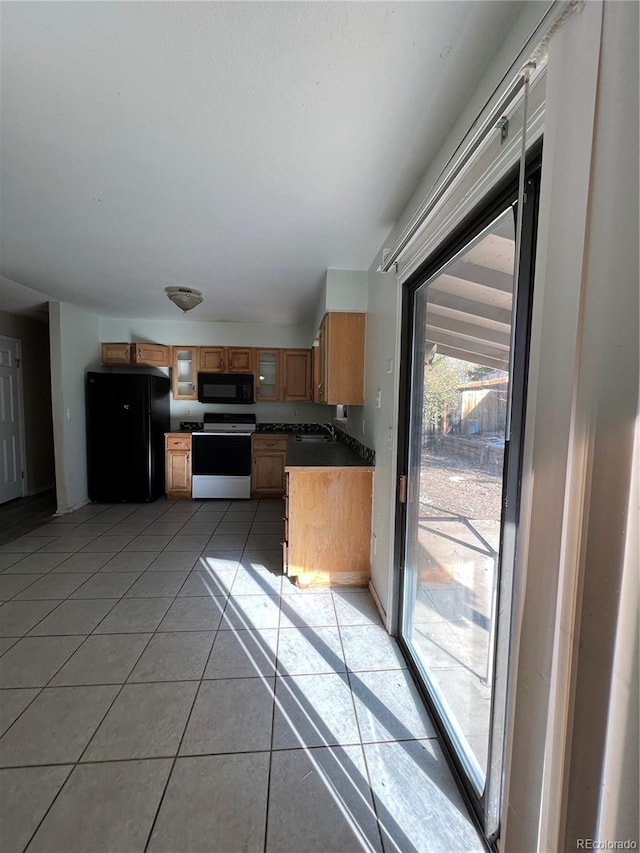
[418,448,503,520]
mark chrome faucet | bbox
[322,422,336,441]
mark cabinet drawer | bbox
[253,434,288,451]
[166,435,192,450]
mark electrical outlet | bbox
[185,408,191,416]
[376,389,381,409]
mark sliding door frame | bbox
[392,143,542,845]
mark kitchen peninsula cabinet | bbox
[283,465,373,587]
[251,434,288,496]
[316,312,365,405]
[165,434,192,499]
[200,347,253,373]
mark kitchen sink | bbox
[294,434,335,443]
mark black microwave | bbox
[197,372,254,404]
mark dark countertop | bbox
[285,435,373,469]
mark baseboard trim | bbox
[55,497,91,516]
[368,578,389,631]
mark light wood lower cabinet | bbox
[165,434,192,499]
[283,466,373,587]
[252,434,288,497]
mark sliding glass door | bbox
[398,168,539,839]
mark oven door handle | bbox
[194,431,254,437]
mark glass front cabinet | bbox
[255,350,280,401]
[171,346,199,401]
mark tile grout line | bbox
[261,513,284,853]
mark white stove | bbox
[191,413,256,499]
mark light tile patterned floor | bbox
[0,498,484,853]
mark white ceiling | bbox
[0,1,523,326]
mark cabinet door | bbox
[322,312,365,405]
[101,343,132,365]
[172,347,199,400]
[282,349,312,401]
[251,434,287,497]
[227,347,253,373]
[166,450,191,497]
[255,350,281,401]
[199,347,226,372]
[133,343,171,367]
[252,453,286,495]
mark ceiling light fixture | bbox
[165,286,203,313]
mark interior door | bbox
[0,337,25,504]
[397,166,540,840]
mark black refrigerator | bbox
[86,372,170,502]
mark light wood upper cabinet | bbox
[317,312,366,405]
[171,347,199,401]
[199,347,226,372]
[200,346,253,373]
[227,347,253,373]
[101,342,171,367]
[132,343,171,367]
[165,434,192,499]
[311,344,322,404]
[101,343,132,366]
[282,349,312,402]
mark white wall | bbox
[360,271,401,623]
[99,317,313,349]
[49,301,101,513]
[312,269,369,335]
